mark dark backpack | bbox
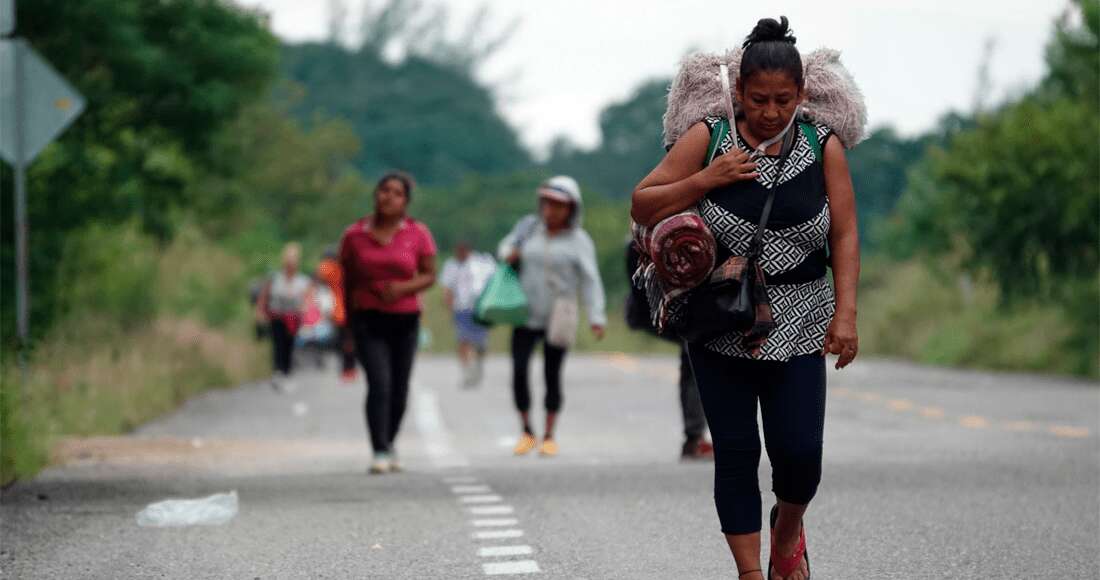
[624,240,658,333]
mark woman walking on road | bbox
[632,17,860,580]
[256,242,314,392]
[340,172,438,474]
[498,176,607,457]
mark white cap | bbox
[537,175,581,203]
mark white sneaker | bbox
[369,453,392,475]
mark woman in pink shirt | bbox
[340,172,438,474]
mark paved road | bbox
[3,354,1098,579]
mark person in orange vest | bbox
[317,247,357,382]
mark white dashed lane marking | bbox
[470,505,515,515]
[475,529,525,540]
[420,385,543,575]
[478,546,534,557]
[453,484,493,494]
[483,561,541,575]
[473,518,520,527]
[461,494,504,504]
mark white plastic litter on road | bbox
[135,491,238,527]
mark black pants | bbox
[339,325,356,372]
[678,347,707,441]
[350,311,420,454]
[688,346,826,535]
[511,327,567,413]
[270,317,295,375]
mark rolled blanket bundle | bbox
[631,211,717,333]
[633,211,716,290]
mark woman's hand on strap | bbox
[699,147,758,189]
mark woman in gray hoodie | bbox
[498,175,607,457]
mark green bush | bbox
[860,259,1093,377]
[53,223,159,331]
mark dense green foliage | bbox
[885,0,1099,375]
[279,42,530,186]
[1,0,278,341]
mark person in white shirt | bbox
[440,241,496,388]
[256,242,314,391]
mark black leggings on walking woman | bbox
[511,327,567,413]
[350,310,420,453]
[270,317,296,375]
[687,346,826,535]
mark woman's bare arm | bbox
[820,136,860,368]
[386,254,437,302]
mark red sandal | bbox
[768,505,811,579]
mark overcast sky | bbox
[240,0,1071,155]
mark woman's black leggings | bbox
[511,327,567,413]
[350,310,420,454]
[270,318,295,375]
[687,346,826,535]
[339,325,356,373]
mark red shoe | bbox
[680,437,714,461]
[340,368,357,384]
[768,505,811,579]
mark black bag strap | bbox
[748,125,798,258]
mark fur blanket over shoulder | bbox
[662,47,868,150]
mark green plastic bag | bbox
[474,264,528,327]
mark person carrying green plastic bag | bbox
[495,175,607,459]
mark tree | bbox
[280,41,530,185]
[885,0,1099,373]
[1,0,278,341]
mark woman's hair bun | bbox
[743,16,796,48]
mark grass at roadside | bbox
[0,224,270,486]
[859,258,1095,377]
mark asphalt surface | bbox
[3,353,1098,579]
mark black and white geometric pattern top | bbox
[698,116,836,361]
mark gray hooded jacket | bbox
[497,179,607,330]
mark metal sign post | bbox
[12,32,27,381]
[0,4,86,384]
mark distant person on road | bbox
[498,175,607,457]
[317,247,357,382]
[256,242,314,392]
[440,241,495,388]
[340,171,438,475]
[624,240,713,462]
[631,17,861,580]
